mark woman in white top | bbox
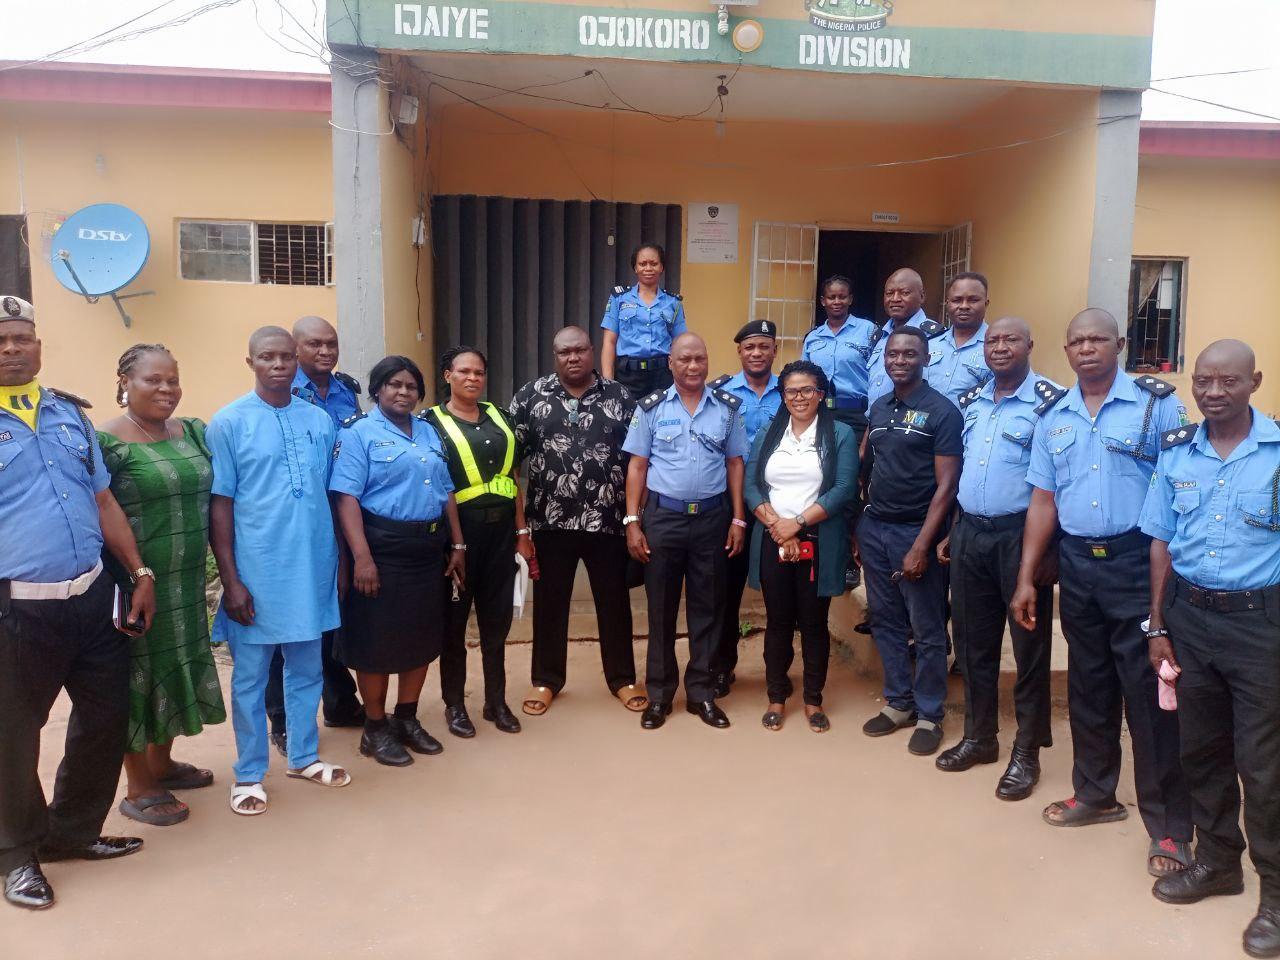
[744,361,859,732]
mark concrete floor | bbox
[4,628,1258,960]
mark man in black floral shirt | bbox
[508,326,648,716]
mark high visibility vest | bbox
[432,402,517,504]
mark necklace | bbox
[126,413,170,443]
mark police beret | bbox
[734,319,776,343]
[1,295,35,323]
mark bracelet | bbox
[1144,628,1169,639]
[452,544,467,551]
[731,518,747,529]
[515,527,531,536]
[623,515,640,526]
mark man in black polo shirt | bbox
[857,327,963,756]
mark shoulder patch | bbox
[612,285,627,296]
[672,293,683,302]
[917,319,945,339]
[709,374,731,390]
[1133,375,1176,398]
[334,371,362,395]
[714,388,742,409]
[957,386,984,409]
[1161,424,1199,450]
[48,388,92,409]
[1033,381,1068,417]
[341,411,367,428]
[638,391,665,412]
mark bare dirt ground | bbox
[4,635,1255,960]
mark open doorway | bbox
[816,228,944,326]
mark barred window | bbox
[1126,258,1185,374]
[179,220,333,286]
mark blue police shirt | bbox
[719,371,781,463]
[622,385,748,501]
[927,322,992,408]
[291,368,360,426]
[600,285,687,359]
[802,316,878,402]
[1027,372,1187,538]
[867,308,930,405]
[1139,410,1280,591]
[0,388,109,582]
[958,369,1056,518]
[330,405,453,522]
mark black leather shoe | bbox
[269,731,288,758]
[38,836,143,862]
[936,738,999,772]
[1152,861,1245,905]
[713,672,735,699]
[445,705,476,739]
[1246,907,1280,958]
[687,700,730,728]
[4,859,53,910]
[483,702,522,734]
[359,724,413,766]
[388,716,443,755]
[641,702,672,729]
[323,705,367,728]
[996,746,1042,801]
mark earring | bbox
[118,390,128,407]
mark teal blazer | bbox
[744,418,859,598]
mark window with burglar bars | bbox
[1126,258,1185,373]
[178,220,333,286]
[750,222,818,343]
[940,222,972,300]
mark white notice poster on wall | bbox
[686,202,739,263]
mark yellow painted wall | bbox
[1133,155,1280,416]
[0,101,335,419]
[427,82,1100,380]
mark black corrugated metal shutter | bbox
[432,196,682,404]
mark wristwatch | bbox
[451,543,467,551]
[130,566,155,584]
[623,515,640,526]
[515,527,531,537]
[794,514,808,528]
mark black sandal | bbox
[761,710,784,731]
[807,711,830,733]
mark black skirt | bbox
[336,511,447,673]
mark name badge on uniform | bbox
[373,440,396,447]
[656,419,681,427]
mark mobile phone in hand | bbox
[112,586,145,636]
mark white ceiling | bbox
[410,51,1024,126]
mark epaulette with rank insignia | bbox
[957,386,984,409]
[341,411,367,428]
[672,293,683,301]
[612,285,627,297]
[1161,424,1198,450]
[638,391,665,411]
[713,388,742,409]
[709,374,732,390]
[1033,380,1068,417]
[1133,375,1176,398]
[48,387,92,408]
[917,319,946,339]
[48,388,96,476]
[334,371,362,395]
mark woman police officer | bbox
[600,242,687,402]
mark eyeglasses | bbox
[783,386,821,400]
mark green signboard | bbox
[328,0,1151,89]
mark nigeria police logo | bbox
[707,206,719,218]
[2,296,21,317]
[806,0,894,32]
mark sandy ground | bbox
[3,632,1258,960]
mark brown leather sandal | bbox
[615,684,648,712]
[522,686,553,716]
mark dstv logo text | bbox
[77,228,133,242]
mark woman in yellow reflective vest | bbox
[423,345,535,738]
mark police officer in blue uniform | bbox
[935,317,1056,799]
[1012,307,1192,878]
[265,315,365,752]
[802,275,878,442]
[600,242,687,402]
[867,268,941,406]
[0,295,155,910]
[710,320,782,697]
[1140,340,1280,958]
[927,272,993,408]
[623,332,748,729]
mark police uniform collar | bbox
[1060,369,1137,414]
[1187,409,1280,458]
[891,379,931,407]
[726,370,778,393]
[946,321,987,348]
[976,367,1037,404]
[369,403,420,439]
[664,382,714,413]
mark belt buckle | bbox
[686,501,700,515]
[639,360,649,370]
[1084,539,1111,560]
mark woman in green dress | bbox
[98,344,226,826]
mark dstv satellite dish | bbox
[50,203,154,327]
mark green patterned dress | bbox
[99,418,226,753]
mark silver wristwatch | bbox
[623,515,640,526]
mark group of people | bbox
[1,242,1277,958]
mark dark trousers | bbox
[830,407,866,574]
[950,514,1053,749]
[714,514,755,678]
[441,507,516,708]
[1058,535,1191,841]
[265,628,359,732]
[642,499,728,704]
[0,573,128,873]
[1165,581,1280,903]
[615,361,672,404]
[759,535,831,706]
[530,529,636,694]
[859,512,950,723]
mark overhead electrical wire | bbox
[1146,86,1280,123]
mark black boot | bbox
[359,720,413,767]
[996,745,1041,801]
[1245,906,1280,959]
[389,714,444,755]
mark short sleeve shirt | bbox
[622,385,749,501]
[802,317,879,402]
[291,369,360,426]
[926,323,993,408]
[957,370,1055,517]
[865,380,963,523]
[329,405,453,522]
[867,308,930,405]
[600,285,687,358]
[718,371,782,464]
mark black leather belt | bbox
[618,355,669,373]
[1061,527,1149,560]
[362,509,441,536]
[1175,575,1279,613]
[960,510,1026,533]
[825,396,867,413]
[654,492,725,515]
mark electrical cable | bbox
[1146,87,1280,123]
[1151,66,1273,82]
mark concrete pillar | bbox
[330,50,387,381]
[1087,89,1143,329]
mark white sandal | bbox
[286,761,351,787]
[229,782,267,816]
